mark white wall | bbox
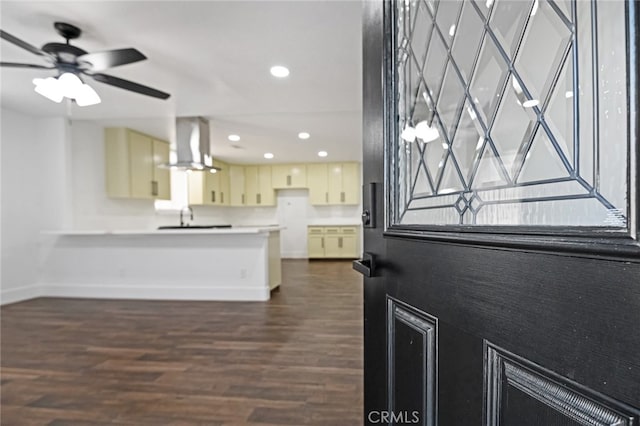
[71,121,159,230]
[0,108,70,304]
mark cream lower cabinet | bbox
[307,226,359,259]
[105,128,171,200]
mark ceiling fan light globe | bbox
[33,77,63,103]
[58,72,84,99]
[74,83,101,106]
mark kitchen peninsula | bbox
[39,226,282,301]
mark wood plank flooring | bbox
[1,260,363,425]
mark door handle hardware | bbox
[341,191,345,202]
[362,210,371,225]
[321,237,324,249]
[325,192,328,203]
[211,190,216,203]
[353,252,375,277]
[151,181,158,196]
[221,192,224,204]
[362,182,377,228]
[339,237,343,248]
[242,194,245,204]
[287,175,292,186]
[257,193,261,204]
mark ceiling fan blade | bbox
[0,29,47,57]
[90,73,170,100]
[1,61,54,69]
[78,48,146,71]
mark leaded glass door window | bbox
[391,0,635,231]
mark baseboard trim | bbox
[41,283,271,302]
[1,284,44,306]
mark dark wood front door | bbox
[359,0,640,425]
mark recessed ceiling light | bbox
[318,151,328,157]
[264,152,274,159]
[298,132,310,140]
[228,134,240,142]
[270,65,290,78]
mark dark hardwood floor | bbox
[1,260,363,425]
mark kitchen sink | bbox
[157,225,232,230]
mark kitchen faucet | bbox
[180,206,194,227]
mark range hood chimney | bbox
[161,116,219,172]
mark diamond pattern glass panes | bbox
[469,34,509,126]
[410,0,433,66]
[437,62,465,139]
[422,30,448,103]
[472,0,494,18]
[435,0,463,47]
[490,74,537,178]
[544,49,574,165]
[392,0,630,228]
[452,102,485,185]
[451,2,485,84]
[490,0,532,59]
[514,0,572,105]
[518,127,569,183]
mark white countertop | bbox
[307,222,362,226]
[43,226,283,236]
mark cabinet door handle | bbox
[325,192,328,203]
[221,192,224,204]
[211,190,216,203]
[151,181,158,196]
[242,194,245,204]
[341,191,345,202]
[339,237,343,248]
[286,175,291,186]
[257,193,261,204]
[321,237,324,249]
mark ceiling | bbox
[0,1,362,164]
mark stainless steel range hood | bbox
[160,116,220,172]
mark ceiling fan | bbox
[0,22,170,106]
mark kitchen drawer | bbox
[340,226,358,234]
[308,227,325,234]
[325,227,341,234]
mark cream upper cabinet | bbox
[152,139,171,200]
[229,165,246,206]
[258,165,275,205]
[188,160,230,206]
[245,165,275,206]
[308,162,359,205]
[307,163,329,205]
[105,128,171,200]
[218,161,230,206]
[272,164,307,189]
[328,162,360,205]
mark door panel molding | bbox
[484,343,640,425]
[387,297,437,426]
